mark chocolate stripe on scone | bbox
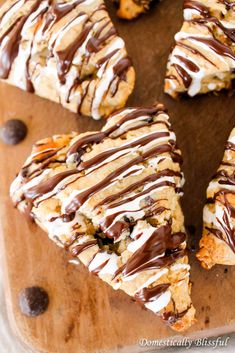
[165,0,235,98]
[197,127,235,269]
[10,105,195,331]
[0,0,135,119]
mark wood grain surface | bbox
[0,1,235,352]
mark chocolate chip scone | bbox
[10,105,195,331]
[165,0,235,98]
[197,128,235,269]
[115,0,153,20]
[0,0,135,120]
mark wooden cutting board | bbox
[0,0,235,352]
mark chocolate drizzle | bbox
[184,1,209,16]
[173,64,192,88]
[177,41,216,67]
[216,170,235,186]
[24,169,79,201]
[95,169,181,209]
[162,307,190,325]
[107,181,176,211]
[89,251,110,275]
[135,283,170,303]
[114,225,186,278]
[71,240,97,256]
[86,25,116,54]
[189,37,235,60]
[56,20,92,84]
[206,209,235,252]
[174,55,199,73]
[65,143,178,214]
[78,131,170,171]
[42,0,85,33]
[67,106,165,156]
[192,16,235,42]
[53,0,85,19]
[213,189,235,218]
[20,146,65,180]
[113,56,132,79]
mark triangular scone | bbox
[197,128,235,269]
[165,0,235,98]
[116,0,153,20]
[10,105,195,331]
[0,0,135,120]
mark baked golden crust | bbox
[197,128,235,269]
[10,105,196,331]
[116,0,152,20]
[165,0,235,98]
[0,0,135,119]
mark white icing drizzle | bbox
[144,291,171,313]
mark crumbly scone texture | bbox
[10,105,195,331]
[115,0,153,20]
[197,128,235,269]
[165,0,235,98]
[0,0,135,120]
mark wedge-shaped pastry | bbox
[0,0,135,120]
[197,128,235,269]
[10,104,195,331]
[165,0,235,98]
[115,0,153,20]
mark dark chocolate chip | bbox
[19,286,49,317]
[0,119,27,145]
[205,316,210,325]
[224,268,228,274]
[124,216,131,223]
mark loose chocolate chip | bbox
[0,119,27,145]
[19,286,49,317]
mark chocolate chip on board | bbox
[0,119,27,145]
[19,286,49,317]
